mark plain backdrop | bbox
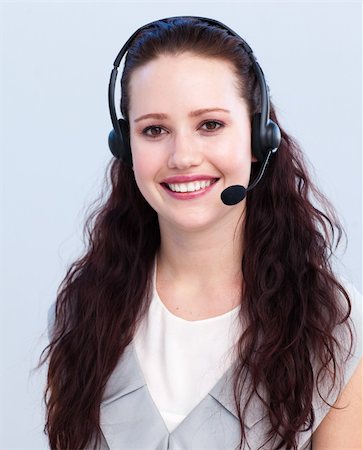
[0,1,362,449]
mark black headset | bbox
[108,16,281,205]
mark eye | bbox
[142,126,166,138]
[200,121,225,132]
[141,121,224,138]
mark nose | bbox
[167,132,203,170]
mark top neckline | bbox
[152,257,241,324]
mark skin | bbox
[127,52,363,447]
[128,52,256,320]
[312,358,363,449]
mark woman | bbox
[40,16,362,450]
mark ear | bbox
[251,153,258,163]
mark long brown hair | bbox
[38,17,354,449]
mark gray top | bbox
[47,280,362,449]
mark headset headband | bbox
[108,16,271,152]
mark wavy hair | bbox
[38,17,354,450]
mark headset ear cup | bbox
[108,128,122,159]
[251,114,281,162]
[118,119,132,166]
[267,120,282,152]
[108,119,132,165]
[251,113,264,162]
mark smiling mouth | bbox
[162,178,219,193]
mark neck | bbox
[157,213,245,289]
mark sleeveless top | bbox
[47,273,362,449]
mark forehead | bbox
[129,52,239,91]
[128,53,244,116]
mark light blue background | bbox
[0,1,361,449]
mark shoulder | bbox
[342,277,362,323]
[312,356,362,448]
[47,301,56,341]
[311,278,362,449]
[337,278,362,371]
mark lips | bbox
[165,179,217,192]
[161,176,219,194]
[161,174,219,183]
[161,174,219,198]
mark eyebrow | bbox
[134,108,231,123]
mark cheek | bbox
[132,159,157,206]
[133,161,152,192]
[222,131,252,166]
[214,133,253,184]
[131,132,168,176]
[131,141,150,172]
[131,145,161,189]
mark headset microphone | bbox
[221,185,246,206]
[220,148,277,205]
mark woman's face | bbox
[128,52,256,234]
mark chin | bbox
[159,210,222,233]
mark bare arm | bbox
[312,358,363,449]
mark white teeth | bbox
[166,179,214,192]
